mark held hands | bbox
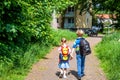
[70,54,73,60]
[70,48,74,60]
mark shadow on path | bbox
[55,71,60,77]
[69,70,78,79]
[25,35,107,80]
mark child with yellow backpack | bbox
[58,38,71,78]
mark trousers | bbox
[76,53,86,77]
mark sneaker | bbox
[63,75,67,78]
[59,73,63,78]
[81,74,85,77]
[78,76,81,80]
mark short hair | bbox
[76,30,84,37]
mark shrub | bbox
[95,31,120,80]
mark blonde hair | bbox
[61,37,66,43]
[76,30,84,37]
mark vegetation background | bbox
[0,0,77,80]
[0,0,120,80]
[95,31,120,80]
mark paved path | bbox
[25,35,107,80]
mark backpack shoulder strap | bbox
[61,45,68,48]
[80,38,85,46]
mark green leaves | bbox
[95,31,120,80]
[0,0,78,79]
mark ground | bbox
[25,35,107,80]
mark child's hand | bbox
[70,55,73,60]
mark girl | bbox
[58,38,71,78]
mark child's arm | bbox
[70,40,76,59]
[58,46,62,53]
[68,47,71,53]
[70,48,75,58]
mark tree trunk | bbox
[61,9,67,29]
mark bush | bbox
[0,0,77,80]
[51,29,77,46]
[95,31,120,80]
[0,29,76,80]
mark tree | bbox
[75,0,120,29]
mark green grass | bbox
[0,29,76,80]
[103,27,115,34]
[51,29,77,46]
[95,31,120,80]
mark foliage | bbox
[92,0,120,28]
[95,31,120,80]
[76,0,120,28]
[2,0,120,79]
[77,0,92,15]
[92,0,120,14]
[0,0,77,80]
[0,29,76,80]
[51,29,77,46]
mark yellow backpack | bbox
[61,46,69,61]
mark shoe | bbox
[63,75,67,78]
[81,74,85,77]
[59,73,63,78]
[63,73,67,78]
[78,76,81,80]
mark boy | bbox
[71,30,86,80]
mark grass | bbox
[95,31,120,80]
[0,29,77,80]
[51,29,77,46]
[103,27,115,34]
